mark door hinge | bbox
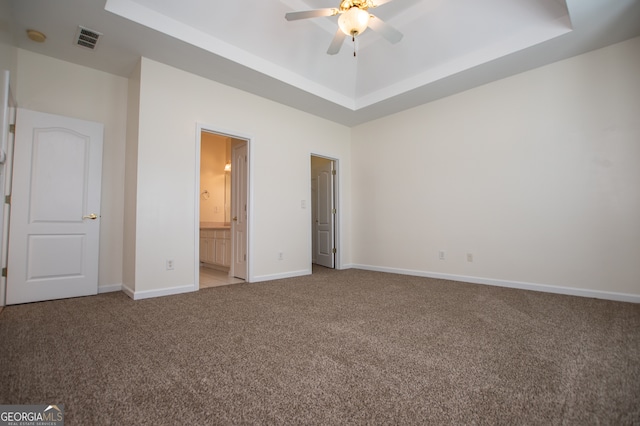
[332,169,336,176]
[4,195,10,205]
[332,248,337,254]
[243,254,246,261]
[9,124,15,134]
[331,208,336,214]
[1,267,6,277]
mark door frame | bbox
[310,153,340,270]
[195,123,252,288]
[0,70,16,307]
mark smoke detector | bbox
[74,26,102,50]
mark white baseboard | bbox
[121,283,197,300]
[98,283,122,293]
[251,269,311,283]
[121,283,135,299]
[351,264,640,303]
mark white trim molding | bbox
[98,283,122,293]
[251,269,311,283]
[121,283,196,300]
[351,264,640,304]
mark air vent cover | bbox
[75,26,102,50]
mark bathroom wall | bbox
[200,132,228,224]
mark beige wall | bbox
[15,49,128,292]
[7,35,639,301]
[0,0,17,94]
[128,57,351,296]
[351,36,640,299]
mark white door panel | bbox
[6,109,103,305]
[28,234,85,279]
[315,159,335,269]
[231,142,247,280]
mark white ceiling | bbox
[5,0,640,126]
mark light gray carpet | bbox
[1,267,639,425]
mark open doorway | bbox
[311,155,337,270]
[197,129,249,288]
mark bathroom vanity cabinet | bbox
[199,227,231,269]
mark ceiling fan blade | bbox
[371,0,395,7]
[327,29,347,55]
[285,8,338,21]
[367,15,403,44]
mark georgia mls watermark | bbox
[0,405,64,426]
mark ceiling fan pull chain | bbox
[353,35,356,57]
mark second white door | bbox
[314,157,335,269]
[231,141,247,280]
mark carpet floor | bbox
[1,267,639,425]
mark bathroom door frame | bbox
[310,153,340,271]
[195,123,252,287]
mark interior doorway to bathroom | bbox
[198,129,249,288]
[311,155,337,270]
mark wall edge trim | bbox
[251,269,310,283]
[351,264,640,303]
[121,283,196,300]
[98,283,122,293]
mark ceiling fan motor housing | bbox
[339,0,374,12]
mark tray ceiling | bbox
[5,0,640,126]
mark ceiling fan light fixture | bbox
[338,7,370,37]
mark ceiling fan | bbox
[285,0,403,55]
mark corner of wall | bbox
[122,59,142,291]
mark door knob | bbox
[232,216,238,222]
[83,213,98,220]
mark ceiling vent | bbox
[74,26,102,50]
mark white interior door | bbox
[231,141,247,280]
[6,109,103,305]
[315,159,335,268]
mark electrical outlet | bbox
[278,252,284,261]
[166,259,174,270]
[438,250,446,260]
[467,253,473,262]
